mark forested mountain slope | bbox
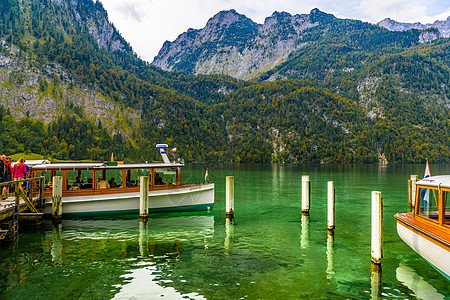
[0,0,448,163]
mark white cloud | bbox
[360,0,424,22]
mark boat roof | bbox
[416,175,450,189]
[30,162,184,170]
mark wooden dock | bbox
[0,177,45,241]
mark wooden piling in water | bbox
[52,176,63,219]
[327,181,335,234]
[371,191,383,265]
[226,176,234,217]
[301,176,310,216]
[140,176,149,221]
[408,175,418,208]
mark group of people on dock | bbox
[0,155,29,194]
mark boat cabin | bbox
[30,162,184,195]
[413,175,450,226]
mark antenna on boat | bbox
[156,144,171,164]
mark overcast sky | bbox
[99,0,450,63]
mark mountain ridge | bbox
[0,1,449,164]
[152,9,449,80]
[152,9,325,79]
[377,16,450,38]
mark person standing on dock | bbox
[12,158,28,189]
[0,154,8,195]
[4,156,12,194]
[5,157,12,181]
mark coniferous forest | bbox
[0,0,449,164]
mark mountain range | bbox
[377,16,450,38]
[152,9,450,80]
[0,0,449,164]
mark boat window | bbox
[155,168,177,185]
[444,191,450,224]
[126,169,146,187]
[104,169,123,188]
[417,187,439,220]
[67,170,93,190]
[35,170,63,191]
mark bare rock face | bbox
[60,0,129,53]
[377,16,450,38]
[419,29,443,43]
[152,9,319,80]
[0,42,139,139]
[88,18,127,52]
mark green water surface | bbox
[1,164,449,299]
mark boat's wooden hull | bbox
[43,183,214,217]
[395,213,450,280]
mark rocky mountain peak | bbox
[204,9,249,28]
[261,11,313,36]
[378,16,450,38]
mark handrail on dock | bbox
[0,176,45,205]
[0,177,46,239]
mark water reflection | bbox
[138,220,148,257]
[224,217,234,253]
[396,261,445,300]
[300,215,309,249]
[51,223,63,264]
[43,214,215,298]
[370,264,382,300]
[326,233,334,279]
[112,262,206,300]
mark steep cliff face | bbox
[60,0,131,53]
[0,0,138,138]
[0,41,139,138]
[152,9,320,80]
[378,16,450,39]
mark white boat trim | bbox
[397,221,450,280]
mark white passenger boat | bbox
[394,175,450,280]
[29,144,214,217]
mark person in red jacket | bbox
[12,157,28,189]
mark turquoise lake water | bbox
[1,164,449,299]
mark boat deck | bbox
[395,212,450,249]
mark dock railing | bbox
[0,176,45,216]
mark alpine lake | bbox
[1,164,449,299]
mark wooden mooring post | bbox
[327,181,335,235]
[226,176,234,218]
[140,176,149,221]
[371,191,383,268]
[408,175,418,209]
[52,176,63,220]
[301,176,311,216]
